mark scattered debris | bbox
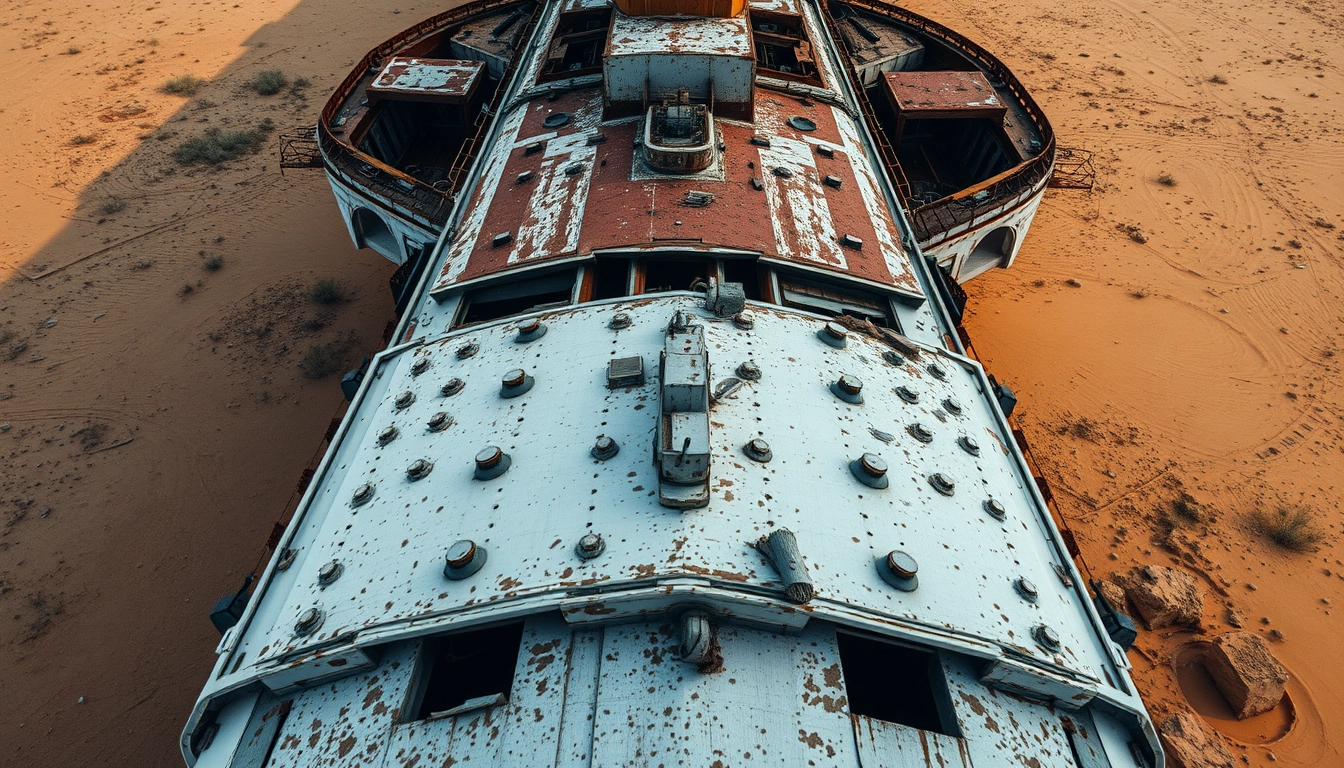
[1158,708,1235,768]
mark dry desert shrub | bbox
[309,279,348,306]
[299,333,356,379]
[173,123,271,165]
[253,69,288,96]
[1157,172,1177,187]
[162,74,207,96]
[1251,506,1323,552]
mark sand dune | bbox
[0,0,1339,765]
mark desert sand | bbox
[0,0,1338,766]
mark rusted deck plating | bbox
[183,0,1159,765]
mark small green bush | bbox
[253,70,288,96]
[309,279,348,306]
[162,75,207,96]
[172,127,266,165]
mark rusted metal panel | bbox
[368,58,484,103]
[853,717,974,768]
[591,621,859,766]
[942,655,1082,766]
[881,70,1005,120]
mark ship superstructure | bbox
[183,1,1158,766]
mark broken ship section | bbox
[182,1,1154,767]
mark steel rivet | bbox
[1015,577,1039,602]
[957,435,981,456]
[744,438,773,463]
[733,312,754,330]
[501,368,534,398]
[927,362,947,380]
[294,607,324,637]
[407,459,434,481]
[591,436,619,461]
[883,350,905,367]
[878,550,919,591]
[427,412,451,432]
[394,391,416,409]
[609,312,632,330]
[832,374,864,404]
[895,385,919,404]
[456,342,479,359]
[1033,624,1061,652]
[377,426,400,446]
[736,361,761,381]
[317,560,343,588]
[474,445,512,480]
[443,539,488,580]
[850,452,889,489]
[984,498,1007,521]
[515,318,547,343]
[441,378,465,397]
[929,472,955,496]
[576,533,606,560]
[943,398,963,415]
[818,321,848,347]
[351,482,375,506]
[411,358,430,376]
[908,422,934,443]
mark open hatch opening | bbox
[456,269,575,326]
[837,632,960,736]
[414,622,525,721]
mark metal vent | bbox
[607,356,644,388]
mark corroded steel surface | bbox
[368,57,484,101]
[882,70,1006,116]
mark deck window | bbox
[779,274,893,327]
[836,632,959,736]
[456,269,575,326]
[639,258,713,294]
[413,622,525,721]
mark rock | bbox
[1094,579,1129,612]
[1118,565,1204,629]
[1159,708,1235,768]
[1204,632,1289,719]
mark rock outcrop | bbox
[1093,578,1129,612]
[1116,565,1203,629]
[1159,708,1235,768]
[1204,631,1290,719]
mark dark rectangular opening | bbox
[836,632,958,736]
[457,270,575,326]
[591,258,630,300]
[640,258,712,294]
[414,622,525,720]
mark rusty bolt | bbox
[895,385,919,404]
[456,342,479,359]
[411,357,430,376]
[1015,577,1039,602]
[443,539,487,580]
[929,472,955,496]
[984,498,1007,521]
[351,482,375,506]
[818,321,848,347]
[474,445,512,480]
[832,374,864,404]
[591,436,619,461]
[736,361,761,381]
[877,550,919,592]
[883,350,905,367]
[294,607,324,637]
[515,317,547,343]
[500,368,534,398]
[733,312,755,330]
[957,435,981,456]
[908,422,934,443]
[744,438,773,463]
[850,452,889,489]
[317,560,343,588]
[276,547,298,571]
[427,412,451,432]
[576,533,605,560]
[1033,624,1061,652]
[377,425,400,446]
[927,362,947,380]
[943,397,963,416]
[441,378,465,397]
[609,312,632,330]
[407,459,434,481]
[394,391,416,409]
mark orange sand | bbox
[0,0,1339,765]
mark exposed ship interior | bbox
[183,1,1157,767]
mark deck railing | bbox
[827,0,1056,246]
[316,0,535,228]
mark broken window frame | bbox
[403,621,526,723]
[835,630,962,737]
[452,267,578,328]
